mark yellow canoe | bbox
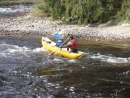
[41,37,84,59]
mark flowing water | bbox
[0,36,130,98]
[0,4,32,18]
[0,5,130,98]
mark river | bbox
[0,5,130,98]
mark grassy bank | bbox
[0,0,43,6]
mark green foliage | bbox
[116,0,130,22]
[40,0,129,24]
[2,0,129,24]
[33,3,51,17]
[84,18,88,25]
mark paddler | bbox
[60,35,78,53]
[53,29,63,47]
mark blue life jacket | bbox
[54,33,61,40]
[53,33,63,46]
[56,41,63,46]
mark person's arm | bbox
[60,42,71,48]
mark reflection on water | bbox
[0,36,130,98]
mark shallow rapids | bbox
[0,36,130,98]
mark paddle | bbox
[50,37,69,56]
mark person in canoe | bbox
[60,35,78,53]
[53,29,63,47]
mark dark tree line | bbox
[38,0,130,24]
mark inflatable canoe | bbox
[41,37,84,59]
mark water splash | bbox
[32,47,47,52]
[90,52,130,63]
[0,43,47,58]
[68,59,77,63]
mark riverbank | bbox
[0,12,130,42]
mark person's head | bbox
[69,35,74,40]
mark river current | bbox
[0,5,130,98]
[0,36,130,98]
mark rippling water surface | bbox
[0,36,130,98]
[0,4,32,18]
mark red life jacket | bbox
[69,39,78,50]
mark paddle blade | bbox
[50,52,55,56]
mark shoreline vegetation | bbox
[36,0,130,25]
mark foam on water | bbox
[9,46,30,53]
[1,43,130,64]
[68,59,77,63]
[90,53,130,63]
[32,47,47,52]
[0,5,32,14]
[53,58,63,62]
[0,43,47,57]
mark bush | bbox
[36,0,130,24]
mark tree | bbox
[40,0,127,24]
